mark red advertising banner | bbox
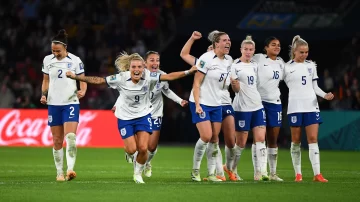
[0,109,124,148]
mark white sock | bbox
[290,142,302,175]
[268,147,278,175]
[251,144,257,175]
[225,145,235,171]
[53,147,64,175]
[309,143,320,176]
[65,133,77,172]
[232,145,244,173]
[206,142,218,175]
[256,142,267,175]
[134,161,145,175]
[193,138,208,170]
[146,149,157,165]
[215,144,224,176]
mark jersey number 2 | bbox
[58,69,63,78]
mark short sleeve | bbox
[196,54,209,74]
[75,57,85,75]
[162,81,169,90]
[312,63,319,80]
[42,57,49,74]
[105,74,122,89]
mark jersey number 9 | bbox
[135,95,140,102]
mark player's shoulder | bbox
[67,53,82,62]
[43,54,54,63]
[305,60,317,67]
[224,54,233,61]
[199,51,216,61]
[158,70,167,75]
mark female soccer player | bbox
[231,35,269,181]
[251,37,285,181]
[66,52,196,184]
[180,31,237,181]
[41,29,87,181]
[189,30,232,182]
[284,35,334,182]
[143,51,188,177]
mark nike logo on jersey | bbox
[290,70,296,73]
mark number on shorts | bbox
[58,69,63,78]
[153,117,162,125]
[69,106,75,116]
[277,112,282,121]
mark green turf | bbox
[0,147,359,202]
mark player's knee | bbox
[137,144,148,154]
[148,144,157,152]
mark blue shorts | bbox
[234,108,266,131]
[262,101,282,127]
[222,105,235,120]
[189,102,222,124]
[48,104,80,126]
[117,113,153,139]
[288,112,323,127]
[151,117,162,131]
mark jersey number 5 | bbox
[302,76,306,85]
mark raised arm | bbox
[159,65,197,81]
[180,31,202,65]
[162,84,183,105]
[66,71,105,84]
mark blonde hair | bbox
[289,35,308,60]
[114,52,144,72]
[208,30,227,49]
[241,35,255,48]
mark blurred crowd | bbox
[0,0,195,109]
[0,0,359,111]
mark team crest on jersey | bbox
[291,116,297,123]
[199,112,206,119]
[156,82,161,89]
[120,128,127,136]
[239,120,245,128]
[308,68,312,74]
[48,115,53,123]
[68,63,72,68]
[143,86,148,92]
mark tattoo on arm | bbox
[42,90,48,97]
[74,75,105,84]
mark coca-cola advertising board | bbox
[0,109,124,147]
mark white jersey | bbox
[42,53,84,105]
[189,51,233,106]
[252,54,285,104]
[150,70,182,118]
[231,59,263,112]
[106,69,159,120]
[194,57,232,105]
[284,60,320,114]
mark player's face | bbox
[294,45,308,62]
[265,40,281,56]
[215,34,231,55]
[130,60,145,82]
[241,43,255,61]
[145,54,160,72]
[207,45,213,52]
[51,43,66,60]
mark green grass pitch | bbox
[0,147,359,202]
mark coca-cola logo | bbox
[0,110,97,146]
